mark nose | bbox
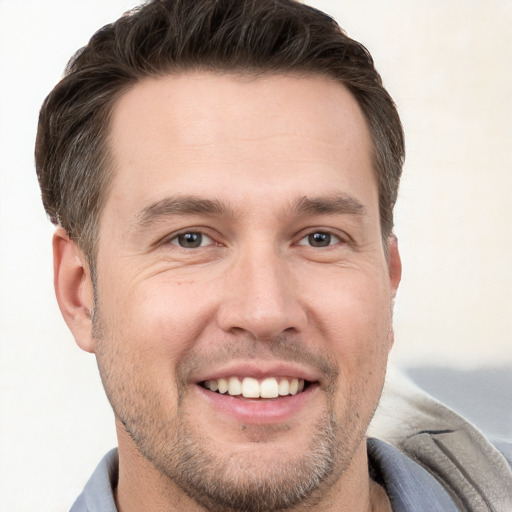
[216,244,307,340]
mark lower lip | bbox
[195,384,318,424]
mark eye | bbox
[170,232,213,249]
[297,231,341,248]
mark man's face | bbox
[88,73,400,510]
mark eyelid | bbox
[296,232,340,247]
[159,227,221,248]
[294,228,349,246]
[170,232,214,247]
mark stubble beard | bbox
[108,365,369,512]
[152,409,343,512]
[117,391,373,512]
[92,306,380,512]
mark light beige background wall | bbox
[1,1,511,510]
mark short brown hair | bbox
[35,0,404,266]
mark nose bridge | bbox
[218,239,304,338]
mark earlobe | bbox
[387,235,402,298]
[53,227,95,353]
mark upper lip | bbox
[193,361,321,384]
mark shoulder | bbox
[69,449,119,512]
[369,366,512,512]
[368,437,459,511]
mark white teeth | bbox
[278,378,290,396]
[218,378,229,394]
[241,377,260,398]
[289,378,299,396]
[228,376,242,396]
[260,378,279,398]
[203,376,306,398]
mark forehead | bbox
[106,72,376,220]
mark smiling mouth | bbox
[200,376,311,399]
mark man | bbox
[35,1,512,511]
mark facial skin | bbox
[54,73,401,512]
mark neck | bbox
[369,479,392,512]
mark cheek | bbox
[302,267,393,381]
[100,274,218,364]
[306,267,392,337]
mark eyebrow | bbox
[292,194,367,217]
[136,195,234,226]
[136,192,366,228]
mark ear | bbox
[384,235,402,352]
[53,227,96,353]
[387,234,402,299]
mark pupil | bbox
[309,232,330,247]
[178,232,202,248]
